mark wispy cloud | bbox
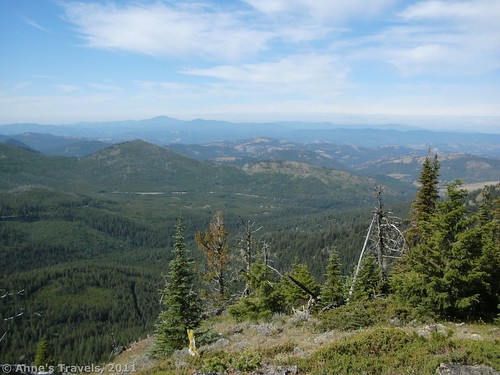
[61,2,274,61]
[243,0,397,22]
[184,54,349,90]
[87,83,122,92]
[12,82,32,91]
[54,84,80,93]
[367,0,500,76]
[20,15,48,32]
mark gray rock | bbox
[436,363,499,375]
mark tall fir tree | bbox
[406,153,440,247]
[319,248,345,309]
[153,218,202,357]
[392,182,499,320]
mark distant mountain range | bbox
[1,115,499,157]
[1,116,499,186]
[169,138,500,185]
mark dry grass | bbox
[108,309,499,374]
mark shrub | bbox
[319,299,419,331]
[232,351,262,372]
[300,327,500,374]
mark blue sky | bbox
[1,0,500,132]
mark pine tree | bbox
[228,262,284,321]
[350,254,383,302]
[34,336,51,369]
[153,218,202,357]
[319,248,345,309]
[406,153,440,247]
[279,260,320,311]
[392,181,499,320]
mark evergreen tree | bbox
[392,182,499,320]
[319,248,345,309]
[34,336,51,368]
[350,254,383,302]
[228,262,284,321]
[153,218,202,356]
[450,190,500,319]
[406,153,440,247]
[279,260,320,311]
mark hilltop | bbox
[106,306,500,375]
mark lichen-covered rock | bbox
[436,363,499,375]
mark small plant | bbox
[261,341,296,357]
[232,351,262,372]
[200,354,228,373]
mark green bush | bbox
[200,353,229,373]
[300,327,500,374]
[198,350,262,373]
[319,299,419,331]
[232,351,262,372]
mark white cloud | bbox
[388,0,500,75]
[244,0,397,22]
[135,81,200,92]
[184,54,348,86]
[61,2,273,61]
[399,0,500,23]
[337,0,500,76]
[12,82,32,91]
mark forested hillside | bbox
[0,141,413,364]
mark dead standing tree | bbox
[1,288,40,345]
[239,219,262,296]
[196,211,230,307]
[348,186,406,300]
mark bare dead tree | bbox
[239,219,262,295]
[261,241,270,266]
[1,288,39,345]
[348,186,406,301]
